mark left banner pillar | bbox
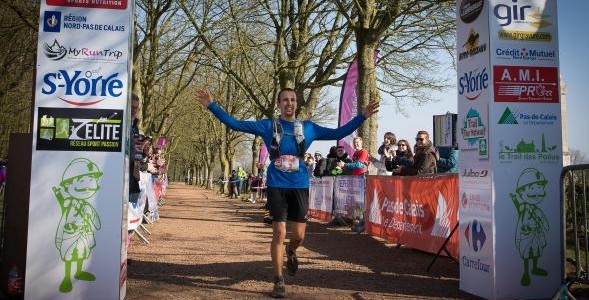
[26,0,134,299]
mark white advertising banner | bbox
[308,177,334,221]
[459,0,562,299]
[26,1,133,300]
[333,176,365,218]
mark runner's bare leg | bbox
[271,221,287,277]
[288,221,306,251]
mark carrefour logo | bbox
[459,67,488,101]
[41,69,123,106]
[464,219,486,252]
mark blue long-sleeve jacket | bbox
[208,102,366,188]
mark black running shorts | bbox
[266,187,309,223]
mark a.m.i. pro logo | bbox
[464,219,487,252]
[43,11,61,33]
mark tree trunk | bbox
[356,39,380,155]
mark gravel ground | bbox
[125,183,481,300]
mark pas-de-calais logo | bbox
[498,107,558,126]
[494,65,559,103]
[458,67,488,101]
[47,0,128,10]
[44,40,67,60]
[459,29,487,61]
[464,219,486,252]
[41,69,123,106]
[460,0,484,23]
[43,11,61,33]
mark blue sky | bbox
[308,0,589,158]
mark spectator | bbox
[229,170,238,198]
[303,153,315,177]
[436,146,459,173]
[374,132,397,175]
[237,167,247,195]
[385,139,414,172]
[331,145,352,175]
[313,147,336,177]
[394,131,436,176]
[341,137,369,175]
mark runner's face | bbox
[278,91,297,120]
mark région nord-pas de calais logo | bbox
[43,11,61,33]
[42,69,123,106]
[495,46,555,62]
[494,65,558,103]
[47,0,128,10]
[43,39,124,62]
[459,67,488,101]
[459,29,487,61]
[494,0,552,42]
[460,0,484,24]
[498,107,557,126]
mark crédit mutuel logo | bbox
[495,46,556,62]
[498,107,557,126]
[494,0,552,42]
[43,39,124,62]
[459,29,487,61]
[41,68,124,106]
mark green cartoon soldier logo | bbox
[52,158,102,293]
[510,167,549,286]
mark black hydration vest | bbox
[268,119,306,160]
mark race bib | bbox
[274,155,300,172]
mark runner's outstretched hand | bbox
[196,89,213,107]
[361,101,380,119]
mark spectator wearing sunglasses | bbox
[393,130,436,176]
[384,139,414,172]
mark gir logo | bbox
[464,219,486,252]
[43,11,61,33]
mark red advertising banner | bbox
[493,65,559,103]
[365,175,459,258]
[47,0,128,9]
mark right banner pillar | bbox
[457,0,563,298]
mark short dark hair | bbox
[277,88,296,101]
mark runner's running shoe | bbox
[271,278,286,298]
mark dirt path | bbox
[126,183,479,300]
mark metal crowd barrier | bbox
[553,164,589,300]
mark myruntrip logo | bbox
[459,0,484,24]
[43,39,124,62]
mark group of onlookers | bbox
[306,130,458,177]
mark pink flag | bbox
[337,51,379,155]
[156,136,168,149]
[258,143,268,165]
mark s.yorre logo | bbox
[42,69,123,106]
